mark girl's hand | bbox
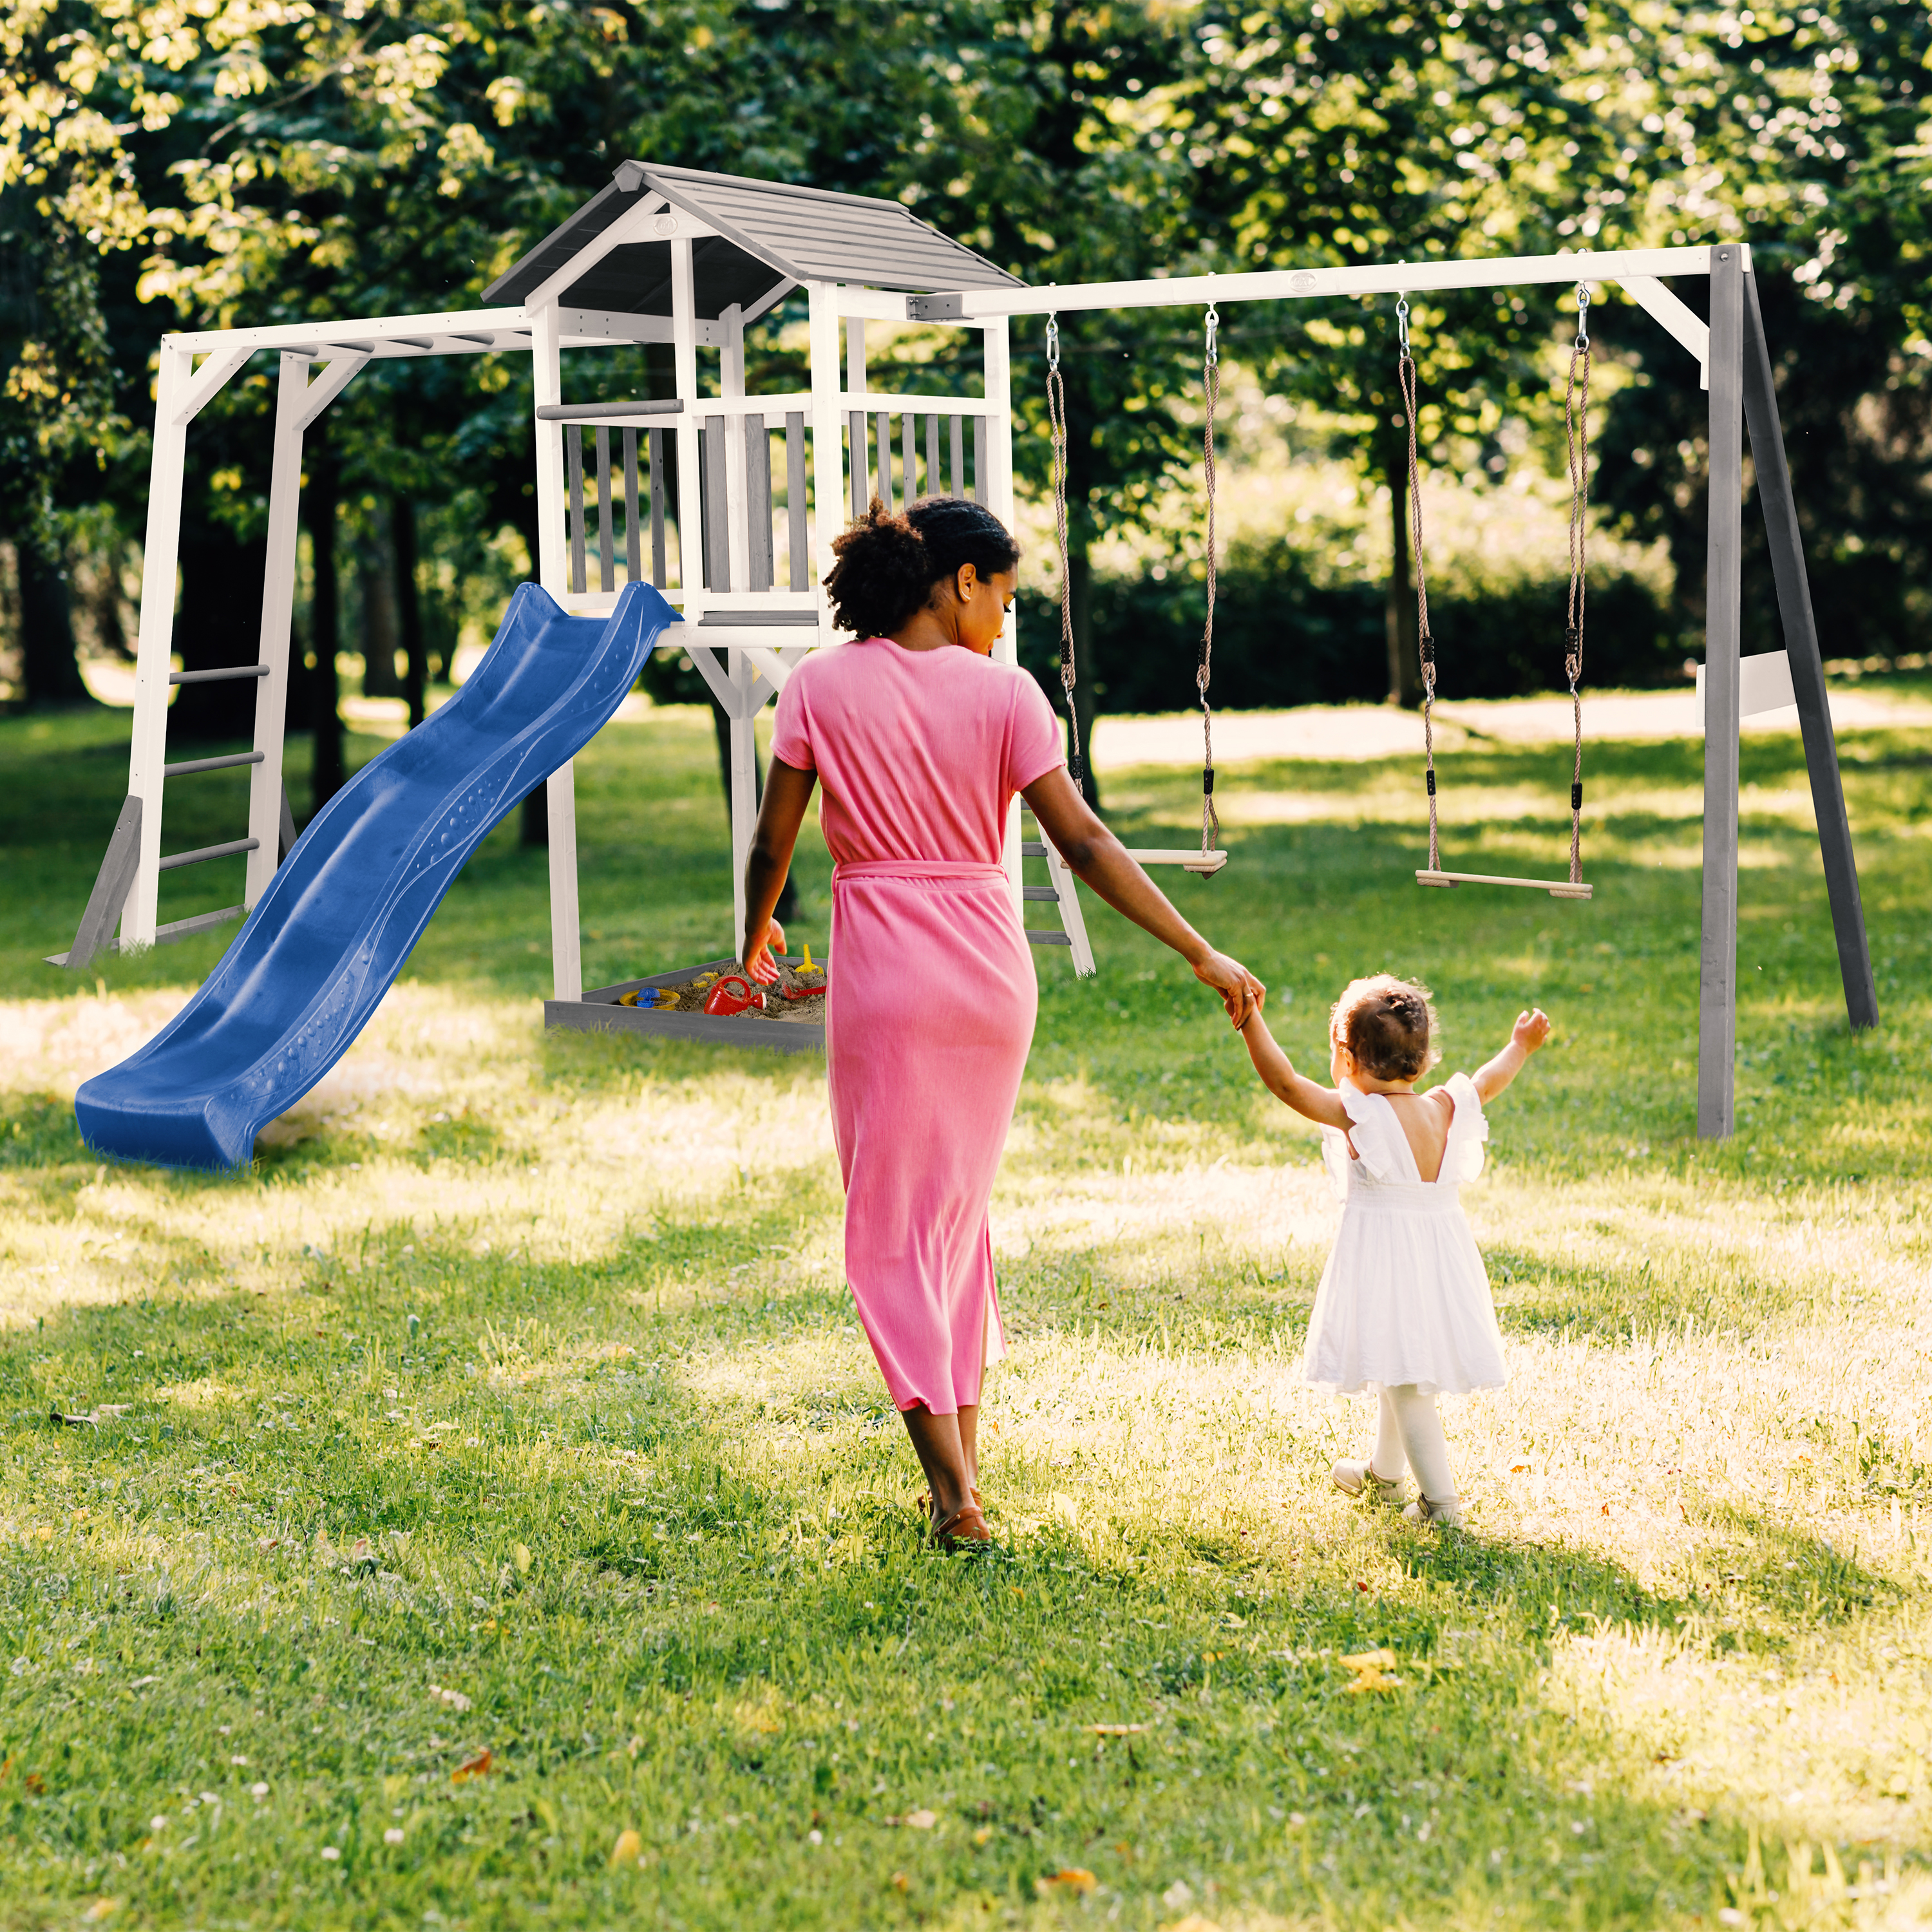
[1193,950,1266,1028]
[744,916,786,985]
[1513,1007,1551,1053]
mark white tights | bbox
[1369,1384,1457,1505]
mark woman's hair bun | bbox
[824,495,1019,638]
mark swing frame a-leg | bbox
[1697,245,1877,1138]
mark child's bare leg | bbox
[1372,1387,1408,1482]
[902,1406,974,1520]
[1386,1385,1456,1504]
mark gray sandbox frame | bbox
[545,955,824,1054]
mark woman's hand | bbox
[744,916,787,985]
[1192,949,1265,1028]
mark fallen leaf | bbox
[609,1827,642,1868]
[512,1544,532,1575]
[904,1808,936,1829]
[973,1826,994,1846]
[82,1900,121,1922]
[23,1774,44,1794]
[1036,1868,1097,1895]
[451,1750,492,1783]
[1340,1649,1402,1694]
[890,1871,909,1891]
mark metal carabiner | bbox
[1396,294,1411,354]
[1575,281,1591,352]
[1046,312,1060,372]
[1204,303,1220,368]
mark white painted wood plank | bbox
[125,341,194,947]
[721,304,751,596]
[245,353,308,905]
[1618,274,1712,388]
[169,345,254,426]
[671,238,705,615]
[547,761,583,1001]
[1696,648,1795,723]
[935,244,1737,320]
[531,305,569,592]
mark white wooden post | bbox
[807,282,844,636]
[846,305,868,516]
[730,656,759,959]
[721,302,750,596]
[671,238,704,611]
[981,316,1025,915]
[124,340,194,947]
[244,352,309,905]
[531,300,582,1001]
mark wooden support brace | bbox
[59,797,142,971]
[1739,272,1878,1032]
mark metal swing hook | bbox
[1396,294,1410,354]
[1204,303,1220,367]
[1045,312,1060,372]
[1574,281,1591,352]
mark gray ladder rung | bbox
[158,837,259,872]
[1021,886,1060,901]
[163,751,265,778]
[1027,929,1074,947]
[1021,841,1048,857]
[169,665,269,685]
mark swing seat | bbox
[1416,869,1592,900]
[1127,847,1229,877]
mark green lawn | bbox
[1,694,1929,1929]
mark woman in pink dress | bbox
[743,498,1263,1546]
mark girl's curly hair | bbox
[822,495,1019,639]
[1330,974,1441,1082]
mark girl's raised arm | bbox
[1472,1007,1552,1103]
[1238,1010,1352,1129]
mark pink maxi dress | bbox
[770,636,1064,1415]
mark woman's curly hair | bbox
[823,495,1019,639]
[1329,974,1441,1082]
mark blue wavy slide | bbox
[77,580,677,1170]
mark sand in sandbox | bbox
[662,958,826,1023]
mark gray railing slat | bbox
[595,425,615,593]
[848,411,866,518]
[703,415,730,592]
[876,410,893,513]
[786,412,808,591]
[902,411,916,504]
[649,428,668,587]
[926,414,941,497]
[745,414,773,592]
[950,416,964,497]
[972,416,986,505]
[623,428,642,581]
[566,423,586,595]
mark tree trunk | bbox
[308,437,345,810]
[359,502,402,697]
[395,494,426,728]
[17,536,91,706]
[1383,436,1421,708]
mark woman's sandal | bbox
[930,1499,992,1548]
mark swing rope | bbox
[1045,314,1084,792]
[1563,283,1591,887]
[1396,295,1440,875]
[1198,304,1221,857]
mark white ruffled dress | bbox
[1302,1074,1506,1397]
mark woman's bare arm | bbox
[1021,765,1264,1027]
[742,757,817,981]
[1237,1010,1352,1128]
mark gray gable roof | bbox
[482,162,1023,316]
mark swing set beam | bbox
[912,240,1877,1142]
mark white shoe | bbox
[1402,1495,1464,1528]
[1332,1459,1410,1506]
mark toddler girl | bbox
[1237,975,1549,1526]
